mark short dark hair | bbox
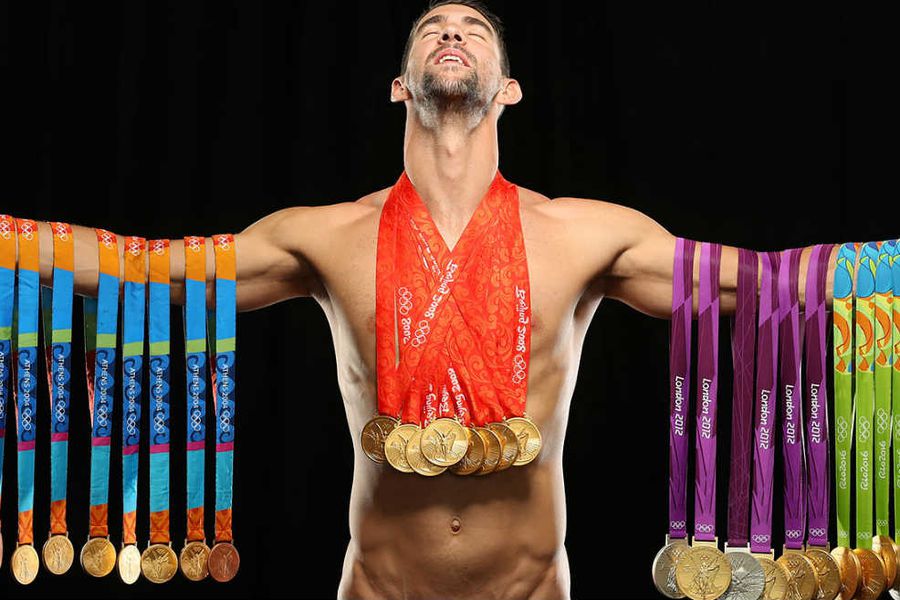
[399,0,510,78]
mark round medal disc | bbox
[720,551,765,600]
[776,551,818,600]
[11,544,40,585]
[651,539,689,599]
[873,535,898,588]
[384,423,420,473]
[892,541,900,598]
[804,546,842,600]
[117,544,142,584]
[449,427,486,475]
[473,426,503,475]
[505,416,542,466]
[420,417,469,467]
[830,546,860,600]
[405,427,446,476]
[487,421,520,471]
[360,415,399,464]
[42,533,74,575]
[80,536,117,577]
[208,541,240,582]
[851,548,885,600]
[179,540,211,581]
[673,545,732,600]
[756,556,790,600]
[142,542,179,583]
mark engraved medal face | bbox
[405,428,446,476]
[178,540,210,581]
[42,534,75,575]
[651,540,689,599]
[505,416,542,466]
[208,542,240,582]
[776,551,818,600]
[829,546,860,600]
[873,535,898,588]
[11,544,40,585]
[117,544,142,584]
[421,418,468,467]
[804,547,841,600]
[473,427,502,475]
[360,415,399,463]
[80,537,117,577]
[142,543,178,583]
[757,556,790,600]
[487,422,520,471]
[449,427,486,475]
[720,552,765,600]
[384,424,419,473]
[674,546,732,600]
[852,548,885,600]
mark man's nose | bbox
[439,28,464,44]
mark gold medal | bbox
[384,423,419,473]
[804,545,842,600]
[117,543,142,584]
[776,549,818,600]
[179,539,211,581]
[141,542,178,583]
[506,415,542,466]
[449,426,486,476]
[674,543,732,600]
[42,533,74,575]
[851,548,885,600]
[651,537,689,598]
[405,427,446,476]
[755,554,790,600]
[360,414,399,463]
[11,544,40,585]
[872,535,897,588]
[420,417,469,467]
[830,546,861,600]
[473,426,502,475]
[208,541,240,582]
[893,541,900,594]
[487,421,520,471]
[80,536,117,577]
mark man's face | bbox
[401,4,504,124]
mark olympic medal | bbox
[117,544,142,584]
[11,544,40,585]
[805,546,842,600]
[80,536,117,577]
[674,544,732,600]
[487,421,520,471]
[208,541,240,582]
[405,428,446,476]
[473,426,503,475]
[873,535,897,588]
[830,546,861,600]
[384,423,419,473]
[42,534,74,575]
[651,539,689,598]
[420,417,469,467]
[892,541,900,598]
[179,540,210,581]
[776,550,819,600]
[449,427,486,476]
[756,555,790,600]
[506,415,542,466]
[141,542,178,583]
[360,414,399,464]
[721,551,765,600]
[851,548,885,600]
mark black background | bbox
[0,1,895,598]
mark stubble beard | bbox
[408,66,494,131]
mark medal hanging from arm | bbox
[10,218,40,585]
[801,244,842,600]
[180,235,211,580]
[142,239,180,583]
[40,222,76,576]
[0,215,15,572]
[651,237,695,599]
[80,228,120,578]
[117,237,147,584]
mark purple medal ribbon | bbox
[694,242,722,542]
[669,238,696,540]
[804,244,834,547]
[751,252,781,553]
[727,249,758,547]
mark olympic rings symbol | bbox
[877,408,890,434]
[55,400,66,423]
[695,524,714,534]
[511,354,527,384]
[127,238,144,256]
[214,235,231,251]
[751,534,770,545]
[669,520,686,531]
[186,236,203,253]
[98,230,115,249]
[191,408,203,431]
[219,409,232,433]
[859,417,872,443]
[410,320,430,348]
[397,287,413,316]
[20,221,35,241]
[836,416,849,443]
[0,218,12,240]
[21,406,33,431]
[97,404,108,428]
[154,412,166,435]
[785,530,802,539]
[126,413,137,436]
[151,240,167,256]
[53,222,70,241]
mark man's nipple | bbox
[450,516,462,534]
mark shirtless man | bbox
[24,1,841,598]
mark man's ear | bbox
[495,77,523,107]
[391,76,412,103]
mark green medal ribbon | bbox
[873,241,893,537]
[855,242,879,549]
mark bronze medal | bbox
[384,423,419,473]
[117,543,142,584]
[141,542,178,583]
[651,538,689,599]
[473,426,502,475]
[179,540,211,581]
[360,414,399,464]
[776,550,818,600]
[872,535,897,588]
[804,546,842,600]
[487,421,520,471]
[830,546,861,600]
[449,426,486,476]
[405,428,446,476]
[208,541,240,582]
[673,544,732,600]
[42,533,74,575]
[11,544,40,585]
[851,548,885,600]
[506,415,542,466]
[755,555,790,600]
[80,536,117,577]
[420,417,468,467]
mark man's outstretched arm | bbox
[30,205,323,311]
